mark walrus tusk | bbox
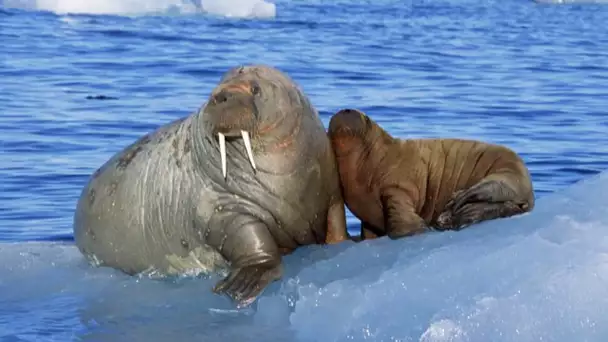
[241,130,257,172]
[219,132,227,179]
[218,131,255,179]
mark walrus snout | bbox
[211,82,252,105]
[209,89,253,114]
[205,81,260,136]
[204,80,262,180]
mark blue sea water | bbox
[1,0,608,341]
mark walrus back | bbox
[414,138,533,223]
[73,117,203,275]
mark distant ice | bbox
[534,0,608,3]
[0,0,276,18]
[2,171,608,341]
[198,0,276,19]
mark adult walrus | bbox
[73,65,349,307]
[327,108,535,240]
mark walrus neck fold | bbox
[190,111,211,172]
[253,109,302,153]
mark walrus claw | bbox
[213,263,281,308]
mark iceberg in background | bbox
[0,0,276,18]
[198,0,276,18]
[1,171,608,341]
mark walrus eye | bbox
[251,83,261,96]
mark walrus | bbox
[327,108,535,240]
[73,65,349,308]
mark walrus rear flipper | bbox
[443,201,526,229]
[381,187,428,239]
[209,216,283,308]
[437,171,534,230]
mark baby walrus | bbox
[327,108,535,240]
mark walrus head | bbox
[202,65,307,179]
[328,108,376,154]
[328,108,395,158]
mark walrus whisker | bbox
[241,130,257,172]
[219,132,227,179]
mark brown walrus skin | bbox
[327,108,535,240]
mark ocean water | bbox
[1,0,608,341]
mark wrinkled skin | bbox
[327,108,535,241]
[73,65,349,308]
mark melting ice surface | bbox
[2,171,608,341]
[0,0,276,18]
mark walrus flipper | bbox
[213,259,282,308]
[324,199,350,244]
[445,178,518,211]
[209,215,283,308]
[446,201,525,229]
[438,173,533,230]
[381,187,428,239]
[360,222,380,240]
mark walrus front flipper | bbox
[381,187,428,239]
[210,216,283,308]
[324,199,350,244]
[213,260,282,308]
[360,222,380,240]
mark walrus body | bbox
[327,109,535,240]
[73,65,348,307]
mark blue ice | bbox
[2,171,608,341]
